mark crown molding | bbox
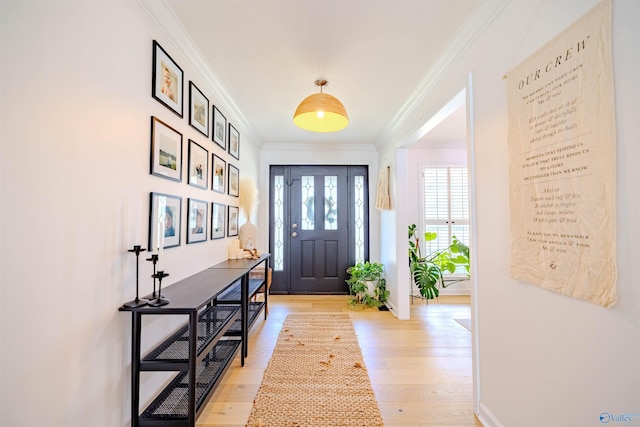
[137,0,263,146]
[261,142,377,153]
[375,0,509,148]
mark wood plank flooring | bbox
[197,295,481,427]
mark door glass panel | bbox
[274,175,284,271]
[324,176,337,230]
[301,176,314,230]
[354,175,365,263]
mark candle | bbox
[158,219,165,271]
[155,217,162,255]
[135,201,142,244]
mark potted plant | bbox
[346,261,389,308]
[408,224,470,300]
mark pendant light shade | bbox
[293,80,349,133]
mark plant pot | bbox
[364,280,378,300]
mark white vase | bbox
[365,280,378,300]
[238,220,257,249]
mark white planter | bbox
[364,280,378,300]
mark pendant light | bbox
[293,80,349,132]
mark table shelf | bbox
[225,302,264,335]
[120,254,270,427]
[139,340,241,426]
[141,305,240,371]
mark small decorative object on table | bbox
[238,177,259,249]
[145,253,163,299]
[148,271,170,307]
[244,248,260,260]
[122,245,149,308]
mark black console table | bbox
[119,254,270,427]
[209,256,270,358]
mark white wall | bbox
[0,2,261,426]
[380,0,640,425]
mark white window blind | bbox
[422,167,469,258]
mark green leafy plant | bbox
[346,261,388,308]
[408,224,470,300]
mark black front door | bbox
[269,165,369,294]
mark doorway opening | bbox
[396,84,479,414]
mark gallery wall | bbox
[0,2,261,426]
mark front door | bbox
[269,165,369,294]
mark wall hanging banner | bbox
[507,0,616,307]
[375,166,391,210]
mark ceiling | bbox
[157,0,477,146]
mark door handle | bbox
[292,223,298,229]
[292,232,298,237]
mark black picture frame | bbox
[150,116,182,182]
[149,192,182,251]
[212,154,226,194]
[211,202,226,240]
[228,205,239,237]
[228,123,240,160]
[187,198,208,244]
[152,40,183,117]
[212,106,227,149]
[228,164,239,197]
[188,82,210,137]
[188,140,208,190]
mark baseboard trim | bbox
[477,402,504,427]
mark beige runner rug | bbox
[246,313,383,427]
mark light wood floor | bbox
[197,295,481,427]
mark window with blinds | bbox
[422,167,469,273]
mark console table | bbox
[210,256,270,358]
[119,254,270,427]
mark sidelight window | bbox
[274,175,284,271]
[354,175,365,263]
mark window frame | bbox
[419,163,469,277]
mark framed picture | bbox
[187,198,208,244]
[188,81,209,137]
[212,154,226,194]
[228,205,239,237]
[149,192,182,251]
[228,123,240,160]
[228,164,239,197]
[211,202,226,239]
[150,116,182,182]
[188,140,208,189]
[212,106,227,149]
[152,40,183,117]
